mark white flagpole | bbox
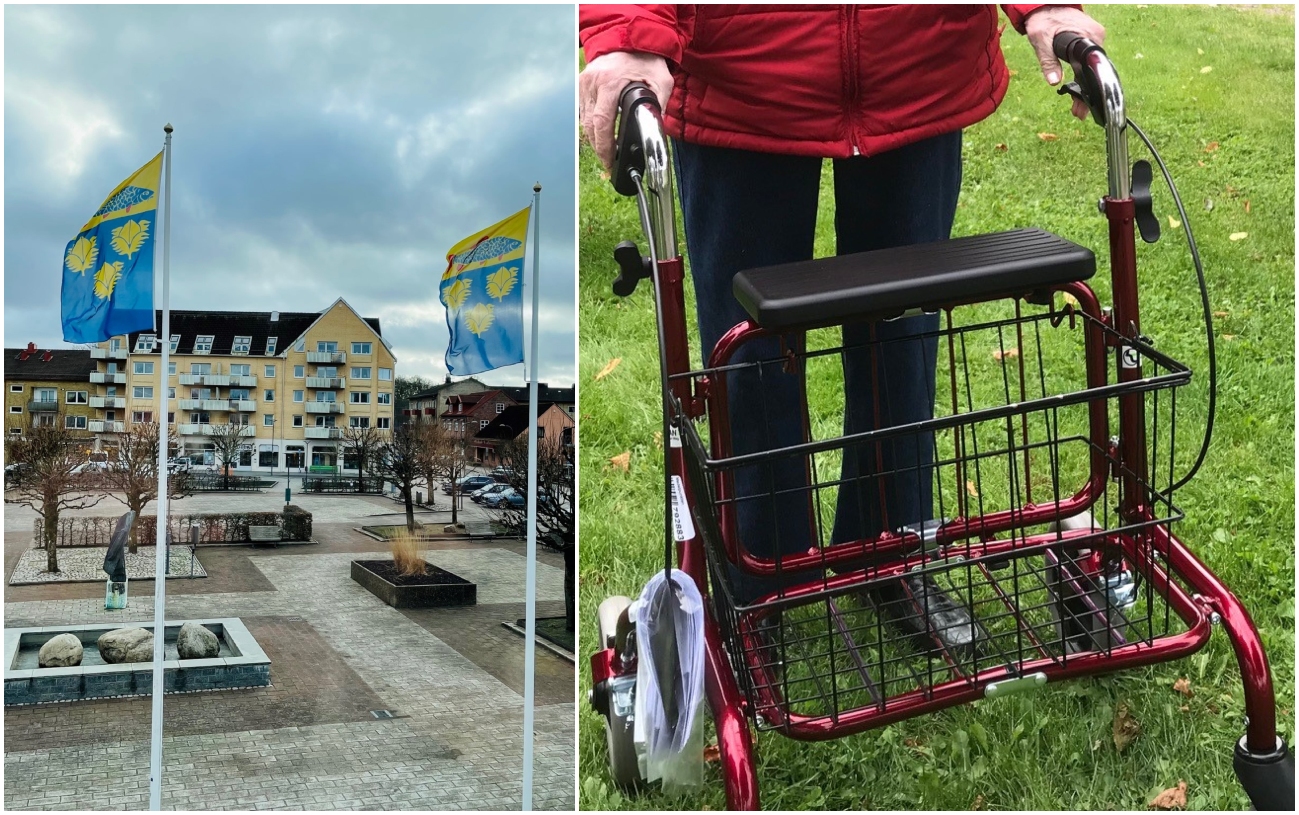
[521,182,541,810]
[148,122,174,811]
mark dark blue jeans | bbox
[675,133,963,603]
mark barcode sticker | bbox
[669,425,682,448]
[670,475,695,542]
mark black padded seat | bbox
[732,228,1095,332]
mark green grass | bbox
[578,6,1294,810]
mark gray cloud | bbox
[4,4,576,387]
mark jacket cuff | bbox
[581,16,682,65]
[1003,4,1083,35]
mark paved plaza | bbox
[4,490,575,810]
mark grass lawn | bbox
[577,5,1294,811]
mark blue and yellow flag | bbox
[440,206,529,375]
[61,152,162,343]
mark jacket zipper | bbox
[845,6,860,156]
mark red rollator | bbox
[588,34,1294,810]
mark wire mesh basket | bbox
[674,291,1204,737]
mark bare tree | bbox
[3,417,107,573]
[342,424,383,493]
[373,426,420,532]
[101,423,192,553]
[415,419,475,521]
[207,420,249,491]
[489,436,574,544]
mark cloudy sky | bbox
[4,4,576,387]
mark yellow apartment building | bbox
[4,345,97,446]
[86,298,395,472]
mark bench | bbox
[248,525,282,546]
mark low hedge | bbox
[34,505,313,547]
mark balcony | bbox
[306,351,346,364]
[27,400,60,412]
[178,424,255,437]
[305,401,344,414]
[306,377,346,389]
[90,348,128,360]
[229,375,257,387]
[89,396,126,409]
[177,399,202,410]
[304,427,342,439]
[90,372,127,384]
[88,420,125,433]
[230,400,257,412]
[177,374,236,387]
[201,399,232,411]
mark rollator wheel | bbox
[597,595,644,790]
[1234,736,1295,811]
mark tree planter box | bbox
[350,560,476,609]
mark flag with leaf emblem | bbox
[61,152,163,343]
[440,206,529,375]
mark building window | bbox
[264,365,275,378]
[110,337,122,351]
[351,367,371,380]
[10,406,22,414]
[135,334,156,352]
[294,365,304,378]
[230,388,250,401]
[66,390,88,404]
[350,391,370,404]
[259,445,277,467]
[264,414,274,427]
[230,364,251,376]
[496,403,505,413]
[134,361,154,375]
[317,392,336,403]
[265,337,278,355]
[191,412,210,424]
[133,386,154,399]
[377,392,391,405]
[239,449,253,467]
[9,384,22,393]
[34,414,56,427]
[378,367,392,381]
[9,427,21,435]
[168,362,177,375]
[194,335,214,353]
[480,420,489,429]
[34,388,57,403]
[537,425,546,439]
[377,417,390,429]
[190,363,211,375]
[316,366,337,378]
[292,415,303,428]
[232,335,252,354]
[65,415,88,430]
[167,412,175,424]
[294,337,305,352]
[170,334,180,352]
[132,411,153,424]
[293,390,304,403]
[264,389,274,402]
[351,342,371,355]
[349,416,370,428]
[168,388,176,399]
[316,341,337,352]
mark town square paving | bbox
[4,492,575,810]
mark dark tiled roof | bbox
[497,384,574,404]
[474,402,558,440]
[122,309,382,356]
[4,347,96,382]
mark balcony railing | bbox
[306,377,346,389]
[306,351,346,364]
[90,348,128,360]
[200,399,231,411]
[177,374,243,387]
[230,400,257,412]
[27,400,60,412]
[88,396,126,409]
[177,399,202,410]
[178,423,255,437]
[88,420,125,433]
[305,401,344,414]
[89,372,127,384]
[304,427,342,439]
[229,375,257,387]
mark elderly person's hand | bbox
[1023,6,1107,120]
[579,51,674,171]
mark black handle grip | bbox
[1052,32,1108,126]
[611,82,660,197]
[1052,32,1102,65]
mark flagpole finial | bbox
[164,123,173,134]
[533,182,541,193]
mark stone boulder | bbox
[38,633,84,668]
[176,622,219,659]
[97,627,153,664]
[443,523,467,534]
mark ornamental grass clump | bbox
[389,532,426,577]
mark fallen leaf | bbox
[1204,198,1214,211]
[1229,232,1248,241]
[1179,705,1190,713]
[1197,160,1206,168]
[1113,702,1141,752]
[1173,677,1193,699]
[1204,141,1219,153]
[1149,781,1188,810]
[1197,48,1205,55]
[1008,68,1018,76]
[594,357,622,381]
[1200,65,1213,74]
[995,143,1008,152]
[1168,216,1182,229]
[1037,132,1059,141]
[609,451,631,472]
[992,348,1020,362]
[966,480,979,498]
[703,743,721,763]
[1134,52,1145,60]
[1092,739,1103,752]
[1244,199,1251,214]
[1213,311,1229,318]
[1222,334,1236,341]
[1062,291,1080,308]
[599,170,611,181]
[972,794,986,810]
[653,431,662,448]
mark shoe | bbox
[873,573,986,659]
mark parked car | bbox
[72,457,109,474]
[482,487,525,509]
[167,457,193,473]
[444,474,495,495]
[470,483,511,503]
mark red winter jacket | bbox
[580,4,1067,158]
